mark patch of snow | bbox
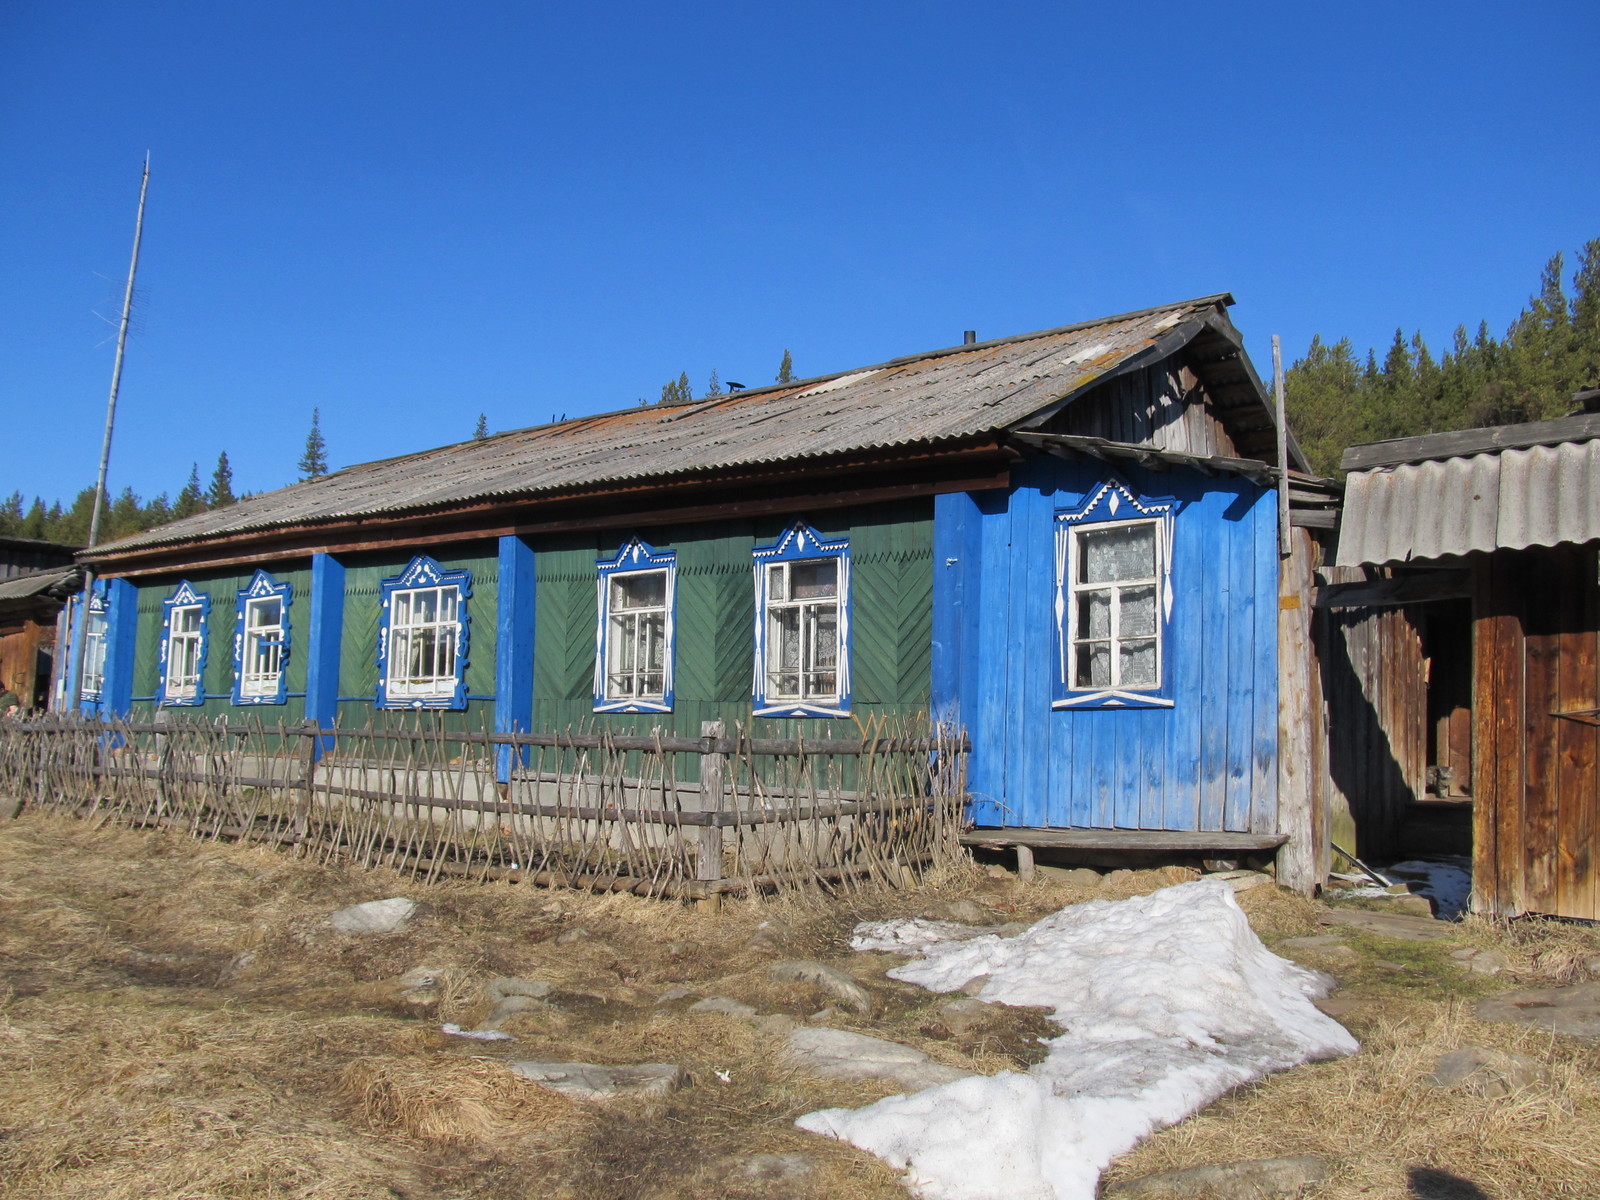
[798,880,1355,1200]
[851,918,990,952]
[441,1023,515,1041]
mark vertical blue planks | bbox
[304,553,345,759]
[495,535,536,782]
[959,455,1281,835]
[101,577,138,717]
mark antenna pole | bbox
[70,155,148,713]
[1273,333,1290,557]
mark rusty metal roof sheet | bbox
[1337,437,1600,566]
[0,565,79,604]
[91,295,1237,557]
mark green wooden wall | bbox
[533,500,934,739]
[129,565,314,723]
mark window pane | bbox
[767,563,787,602]
[1075,642,1111,688]
[790,560,837,598]
[1077,589,1111,639]
[770,607,801,671]
[614,571,665,610]
[175,607,200,633]
[643,612,665,670]
[1080,525,1155,584]
[412,590,437,624]
[249,598,281,630]
[1121,586,1157,637]
[1120,639,1158,687]
[812,607,838,668]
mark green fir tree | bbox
[207,452,236,508]
[298,408,329,480]
[776,349,795,383]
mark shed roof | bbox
[0,565,80,605]
[89,294,1283,562]
[1337,414,1600,566]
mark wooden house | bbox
[0,536,81,712]
[1336,400,1600,918]
[75,295,1334,885]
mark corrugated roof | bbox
[1337,438,1600,565]
[0,565,79,604]
[89,295,1240,558]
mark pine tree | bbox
[21,498,46,540]
[0,492,22,536]
[706,369,723,397]
[298,408,329,480]
[658,373,693,405]
[174,464,206,519]
[776,349,795,384]
[474,413,489,440]
[207,452,236,508]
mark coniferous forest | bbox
[4,244,1597,545]
[1286,238,1600,475]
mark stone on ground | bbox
[689,995,758,1019]
[1477,982,1600,1038]
[506,1061,685,1100]
[1037,865,1102,886]
[786,1027,967,1091]
[1317,908,1450,941]
[1106,1155,1330,1198]
[732,1153,814,1181]
[1205,870,1272,893]
[935,996,998,1035]
[485,975,553,1001]
[328,897,418,934]
[769,960,873,1014]
[920,898,989,924]
[1426,1046,1549,1098]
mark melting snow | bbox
[798,880,1356,1200]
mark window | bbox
[159,581,211,706]
[1069,521,1160,689]
[233,570,292,705]
[377,556,470,709]
[594,539,676,713]
[1054,478,1175,709]
[753,523,850,718]
[80,589,109,702]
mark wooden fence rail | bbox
[0,712,968,902]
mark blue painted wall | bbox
[935,455,1279,834]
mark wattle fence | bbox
[0,712,967,901]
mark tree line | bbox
[1286,238,1600,475]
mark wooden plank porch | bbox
[959,826,1288,880]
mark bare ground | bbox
[1,812,1598,1200]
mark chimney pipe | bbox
[963,330,976,345]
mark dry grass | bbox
[6,810,1600,1200]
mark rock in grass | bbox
[328,897,419,935]
[485,975,553,1001]
[1105,1154,1330,1198]
[935,996,997,1035]
[1477,983,1600,1039]
[769,960,872,1014]
[506,1060,685,1100]
[689,995,758,1019]
[734,1153,814,1181]
[786,1027,967,1091]
[1426,1046,1549,1098]
[1317,908,1450,941]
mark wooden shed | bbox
[0,537,81,713]
[1337,405,1600,918]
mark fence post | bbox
[696,719,726,910]
[296,720,318,849]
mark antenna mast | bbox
[68,156,149,712]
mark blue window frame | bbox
[1054,477,1176,710]
[80,584,110,703]
[377,555,471,710]
[232,570,292,705]
[158,581,211,706]
[594,537,676,714]
[752,521,851,718]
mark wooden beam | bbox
[958,828,1287,852]
[1314,570,1471,609]
[1341,412,1600,472]
[1276,527,1320,894]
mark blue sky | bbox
[3,1,1596,509]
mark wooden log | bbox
[696,720,726,892]
[1276,529,1320,894]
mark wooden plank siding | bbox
[1474,544,1600,919]
[941,456,1280,833]
[130,565,316,723]
[529,501,935,750]
[1033,363,1241,459]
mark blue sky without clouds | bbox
[2,1,1596,508]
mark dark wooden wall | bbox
[1474,543,1600,919]
[1037,362,1240,458]
[1315,572,1429,860]
[0,618,53,710]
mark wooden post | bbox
[295,720,317,848]
[696,720,726,911]
[1273,334,1290,557]
[1276,527,1320,894]
[1015,842,1036,882]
